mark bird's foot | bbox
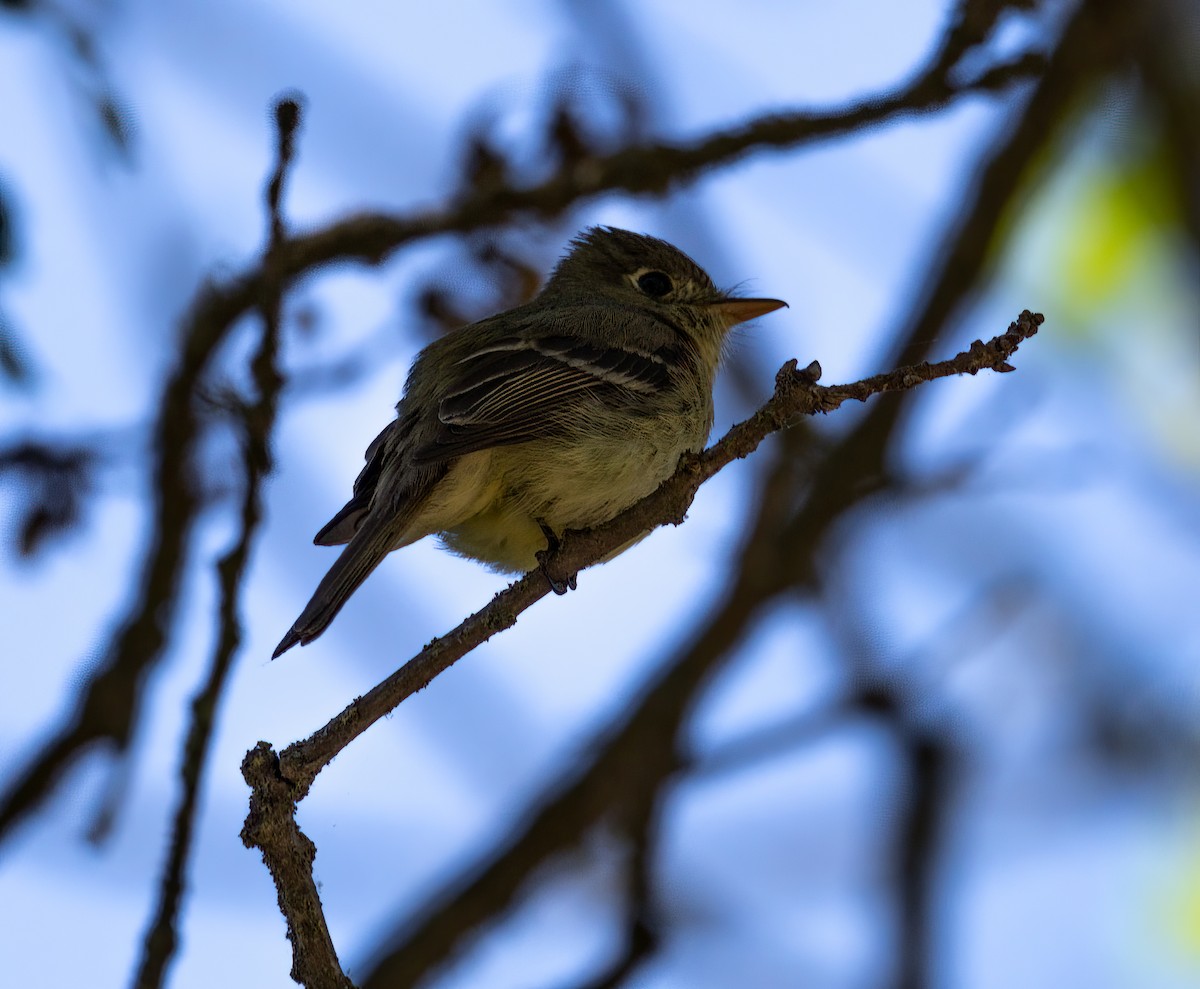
[536,520,578,595]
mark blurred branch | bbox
[822,577,1031,989]
[0,180,35,388]
[131,95,303,989]
[230,46,1045,287]
[759,6,1127,985]
[244,313,1042,988]
[0,440,97,556]
[0,290,216,838]
[928,0,1041,84]
[0,22,1045,847]
[892,733,954,989]
[2,0,135,158]
[0,317,34,387]
[777,0,1125,586]
[571,818,661,989]
[687,708,845,783]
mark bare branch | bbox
[243,744,355,989]
[243,312,1041,987]
[280,312,1039,790]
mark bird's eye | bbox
[637,271,673,298]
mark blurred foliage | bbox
[1057,130,1181,321]
[1161,836,1200,960]
[998,90,1200,472]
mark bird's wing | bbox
[315,310,687,541]
[313,416,445,545]
[412,329,683,463]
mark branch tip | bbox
[273,95,303,140]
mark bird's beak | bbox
[711,297,788,326]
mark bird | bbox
[273,226,786,657]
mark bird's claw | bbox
[537,551,575,595]
[536,520,578,595]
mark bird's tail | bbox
[273,509,410,658]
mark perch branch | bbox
[243,312,1042,988]
[279,312,1040,791]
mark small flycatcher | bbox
[274,227,786,657]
